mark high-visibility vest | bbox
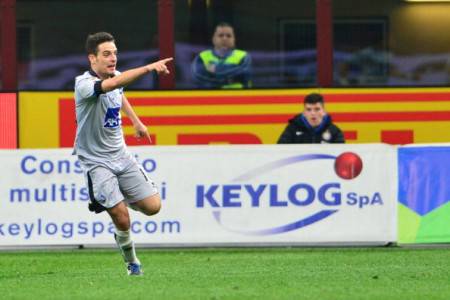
[199,49,248,88]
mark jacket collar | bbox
[299,114,330,133]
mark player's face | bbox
[303,103,326,127]
[212,26,235,51]
[89,41,118,79]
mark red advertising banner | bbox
[19,88,450,148]
[0,92,17,148]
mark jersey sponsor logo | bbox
[103,107,121,128]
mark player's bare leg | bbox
[107,201,142,275]
[128,193,162,216]
[107,201,130,230]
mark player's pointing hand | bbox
[148,57,173,75]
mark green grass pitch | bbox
[0,247,449,299]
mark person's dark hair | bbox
[304,93,324,105]
[85,32,115,55]
[215,22,233,31]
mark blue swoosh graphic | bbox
[212,209,338,236]
[232,154,336,182]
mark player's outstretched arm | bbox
[121,95,152,144]
[102,57,173,92]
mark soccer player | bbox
[73,32,172,275]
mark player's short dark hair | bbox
[304,93,324,105]
[85,32,115,55]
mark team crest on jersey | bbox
[322,130,331,141]
[104,107,121,128]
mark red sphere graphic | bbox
[334,152,363,180]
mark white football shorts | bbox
[84,160,158,209]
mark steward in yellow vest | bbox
[191,22,252,89]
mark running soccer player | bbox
[73,32,172,275]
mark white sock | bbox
[115,229,140,264]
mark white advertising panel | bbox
[0,144,397,247]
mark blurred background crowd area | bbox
[2,0,450,90]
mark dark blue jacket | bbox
[277,114,345,144]
[191,48,251,88]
